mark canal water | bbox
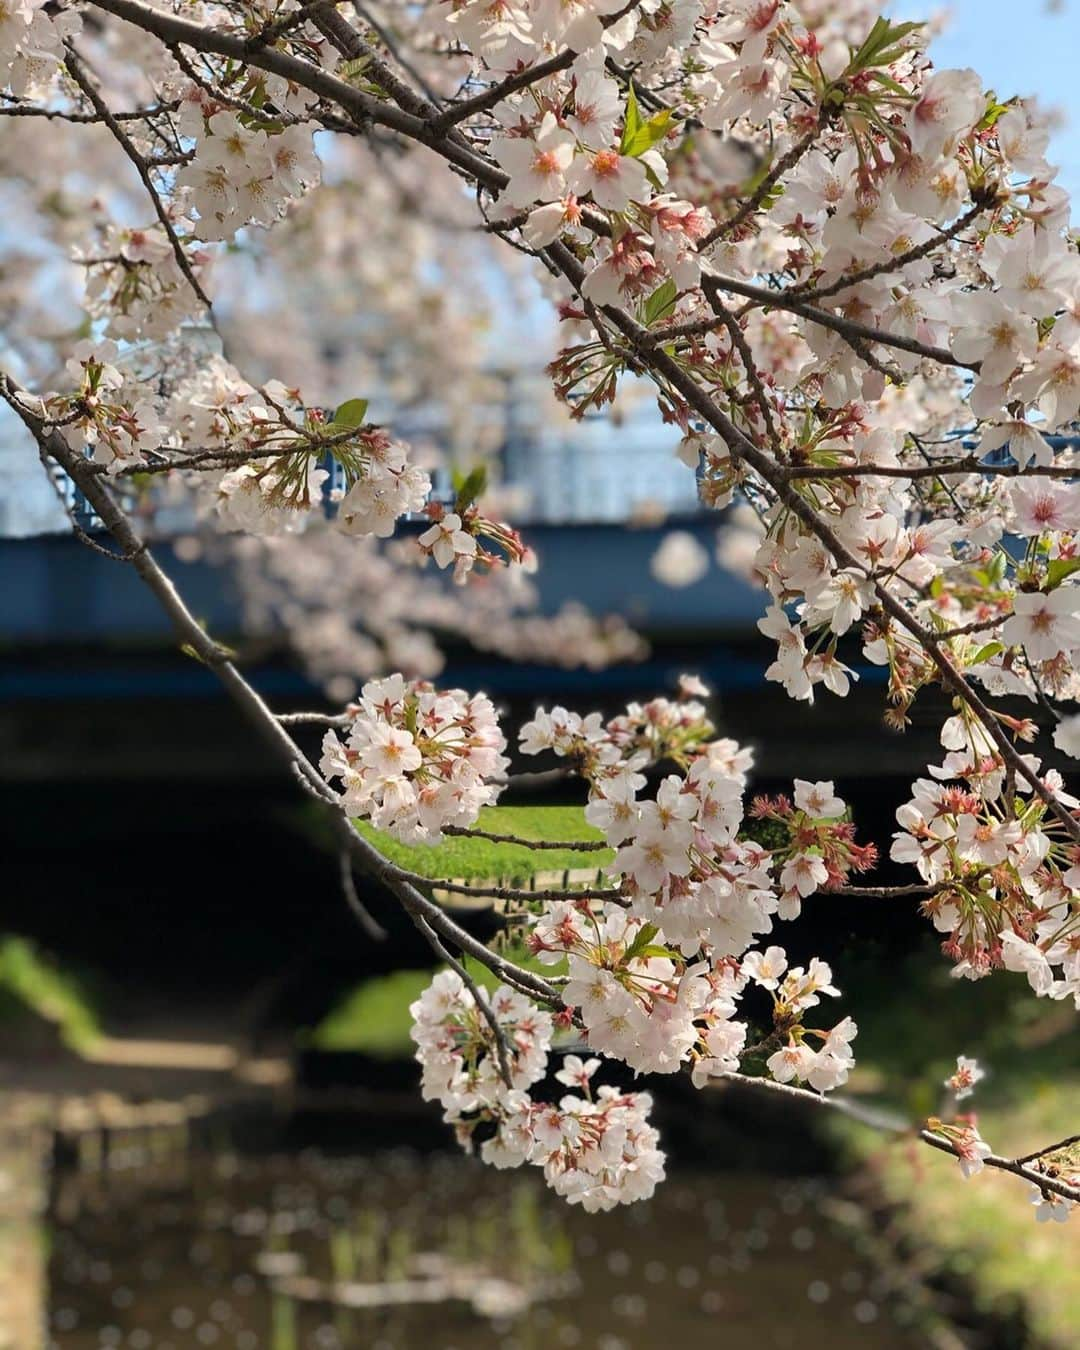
[39,1140,929,1350]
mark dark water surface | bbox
[44,1142,926,1350]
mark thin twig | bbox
[63,45,212,310]
[701,272,974,372]
[444,824,609,851]
[789,201,988,303]
[718,1073,1080,1204]
[339,849,388,941]
[778,459,1079,481]
[1016,1134,1080,1165]
[410,872,625,905]
[542,241,1080,848]
[827,882,945,900]
[701,125,821,249]
[428,0,641,134]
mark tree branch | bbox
[719,1072,1080,1204]
[444,824,609,850]
[63,44,211,310]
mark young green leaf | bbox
[619,84,674,158]
[847,16,922,75]
[623,922,662,965]
[642,278,677,327]
[619,83,644,155]
[454,464,488,512]
[970,641,1004,665]
[1047,558,1080,590]
[333,397,369,428]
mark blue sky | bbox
[892,0,1080,203]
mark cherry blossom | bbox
[320,675,508,842]
[6,0,1080,1223]
[945,1055,984,1102]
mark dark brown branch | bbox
[428,0,641,134]
[779,458,1080,481]
[3,372,565,1019]
[339,849,388,941]
[828,882,945,900]
[0,97,177,122]
[720,1073,1080,1204]
[1016,1134,1080,1165]
[88,0,509,192]
[918,1129,1080,1204]
[701,126,821,249]
[702,272,974,372]
[408,873,625,905]
[710,305,783,453]
[790,200,988,303]
[545,242,1080,848]
[414,917,514,1087]
[444,824,609,851]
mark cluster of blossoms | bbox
[12,0,1080,1226]
[748,781,878,917]
[410,970,553,1111]
[77,224,212,342]
[175,96,322,243]
[522,678,872,944]
[417,499,534,584]
[748,441,1080,718]
[409,971,664,1212]
[891,735,1080,1005]
[0,0,78,98]
[519,675,725,775]
[45,340,164,474]
[357,675,866,1206]
[930,1062,1077,1219]
[423,0,1080,902]
[319,674,508,842]
[166,358,433,539]
[529,901,857,1093]
[513,685,865,1091]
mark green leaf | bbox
[636,944,678,961]
[454,464,488,512]
[1047,558,1080,589]
[623,922,661,965]
[866,69,920,98]
[619,82,643,153]
[339,55,373,84]
[619,83,673,158]
[642,278,677,327]
[976,93,1012,132]
[332,397,369,428]
[973,550,1008,589]
[847,16,922,74]
[970,641,1004,665]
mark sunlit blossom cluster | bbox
[77,224,212,342]
[891,739,1080,1006]
[320,674,508,842]
[47,340,164,474]
[409,970,664,1211]
[7,0,1080,1224]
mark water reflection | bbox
[41,1142,927,1349]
